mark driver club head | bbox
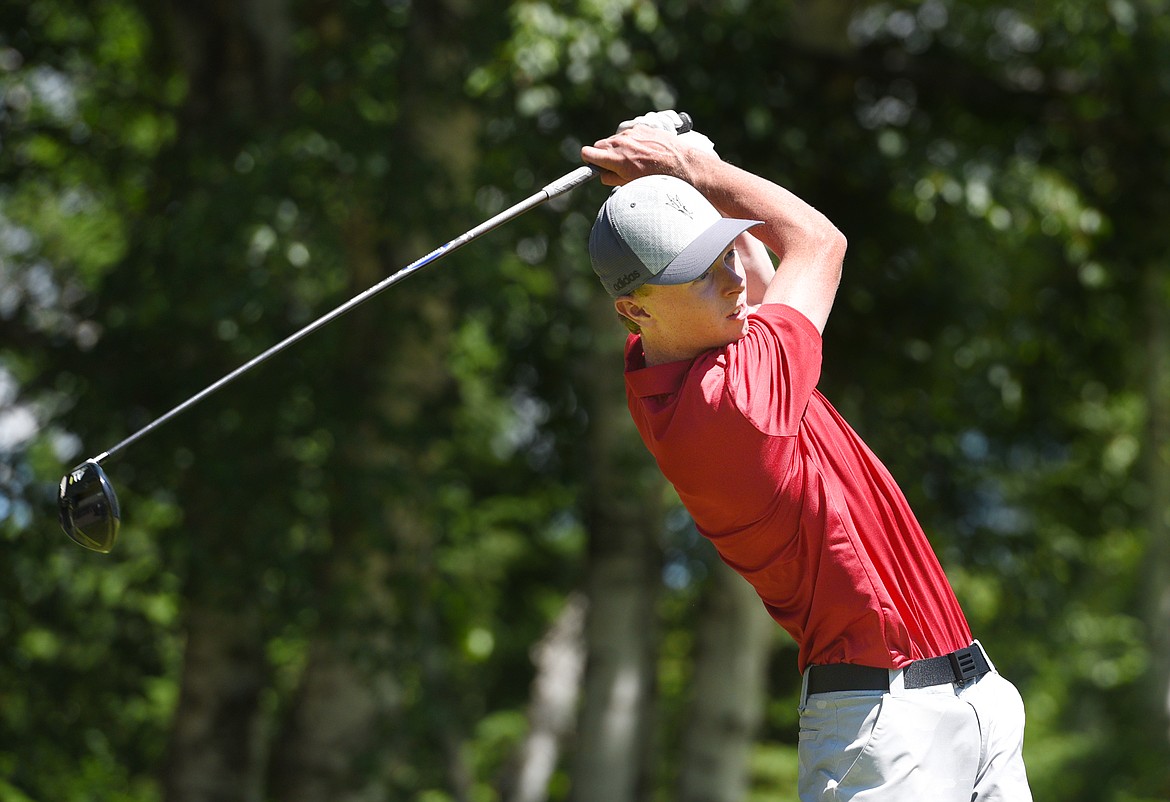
[58,460,121,553]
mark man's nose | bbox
[719,263,745,293]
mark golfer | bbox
[581,112,1033,801]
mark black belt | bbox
[806,644,991,696]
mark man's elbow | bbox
[818,225,848,277]
[828,225,848,260]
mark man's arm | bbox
[735,231,775,308]
[582,127,846,333]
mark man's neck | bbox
[640,335,702,367]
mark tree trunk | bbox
[505,592,588,802]
[266,0,486,791]
[570,294,663,802]
[1143,264,1170,745]
[677,559,776,802]
[163,606,267,802]
[266,618,400,802]
[571,516,661,802]
[416,582,477,802]
[159,0,291,125]
[148,2,292,799]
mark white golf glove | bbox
[617,109,718,154]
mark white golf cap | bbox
[589,175,762,298]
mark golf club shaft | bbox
[91,164,602,464]
[88,111,695,465]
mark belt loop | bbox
[973,639,996,673]
[799,667,811,708]
[887,666,907,697]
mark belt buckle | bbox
[948,646,981,683]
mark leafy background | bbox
[2,0,1168,800]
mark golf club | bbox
[57,112,693,553]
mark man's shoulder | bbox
[749,303,822,339]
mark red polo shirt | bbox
[624,303,971,673]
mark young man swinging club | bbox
[580,111,1033,801]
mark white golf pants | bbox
[797,648,1033,801]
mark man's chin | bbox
[716,326,749,349]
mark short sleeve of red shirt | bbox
[723,302,823,436]
[625,304,972,672]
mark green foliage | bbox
[747,742,799,802]
[2,0,1169,800]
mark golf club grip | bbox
[542,111,696,198]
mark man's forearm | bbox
[679,150,839,267]
[735,232,775,307]
[580,127,846,330]
[681,149,847,331]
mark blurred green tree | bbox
[2,1,1168,801]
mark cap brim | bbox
[648,217,764,287]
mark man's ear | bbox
[615,295,651,324]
